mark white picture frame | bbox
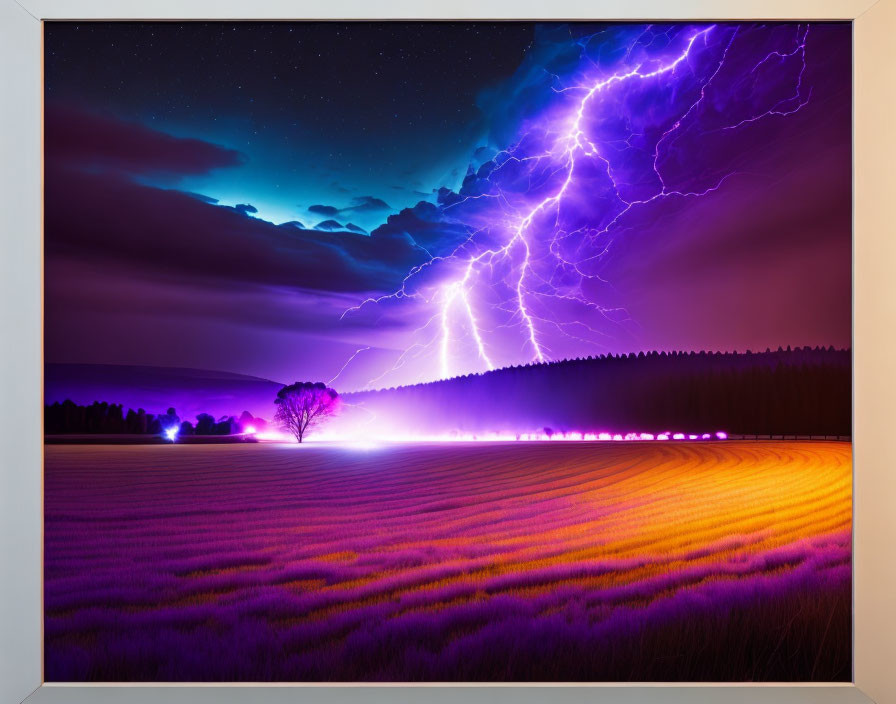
[1,1,893,702]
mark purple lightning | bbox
[339,23,813,389]
[327,346,371,386]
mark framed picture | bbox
[1,0,893,702]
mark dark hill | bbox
[45,363,283,421]
[343,347,851,436]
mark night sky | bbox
[46,22,534,227]
[44,22,852,390]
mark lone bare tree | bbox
[274,382,340,443]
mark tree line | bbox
[44,346,851,438]
[44,400,268,436]
[345,346,851,436]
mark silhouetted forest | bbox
[45,347,851,438]
[344,347,851,436]
[44,401,268,436]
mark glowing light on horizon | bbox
[164,427,178,442]
[255,430,293,442]
[228,423,730,445]
[270,429,732,445]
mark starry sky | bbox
[46,22,534,228]
[44,22,852,390]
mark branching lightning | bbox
[327,346,371,386]
[337,23,813,389]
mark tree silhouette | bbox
[274,382,340,443]
[42,348,850,438]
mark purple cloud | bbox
[45,103,245,177]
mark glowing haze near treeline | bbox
[44,22,850,391]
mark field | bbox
[44,441,852,682]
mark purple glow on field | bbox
[43,442,852,681]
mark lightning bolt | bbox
[327,346,371,386]
[340,23,812,387]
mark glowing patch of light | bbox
[164,427,178,442]
[253,429,728,444]
[255,430,294,442]
[345,440,382,450]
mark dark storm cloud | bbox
[46,170,425,294]
[475,24,587,149]
[472,146,497,163]
[314,219,345,231]
[347,196,392,213]
[45,103,245,176]
[45,105,429,296]
[371,200,471,255]
[183,192,220,204]
[308,197,396,222]
[46,257,403,337]
[308,204,340,217]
